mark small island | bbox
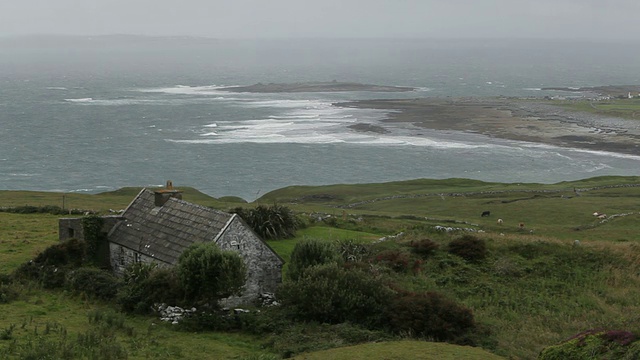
[220,81,416,93]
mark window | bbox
[68,228,75,238]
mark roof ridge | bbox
[166,196,232,216]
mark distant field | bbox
[553,98,640,119]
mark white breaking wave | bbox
[523,88,542,91]
[585,163,612,172]
[64,97,93,103]
[136,84,228,96]
[63,97,214,106]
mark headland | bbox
[337,97,640,156]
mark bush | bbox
[177,242,247,306]
[409,238,439,258]
[0,282,20,304]
[66,267,122,300]
[448,235,487,262]
[538,329,639,360]
[337,239,370,262]
[279,263,394,327]
[385,290,476,342]
[11,239,89,289]
[33,238,87,267]
[372,249,422,273]
[13,262,69,289]
[232,204,301,240]
[287,239,340,281]
[119,267,185,314]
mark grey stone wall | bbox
[58,218,84,242]
[58,216,123,242]
[217,216,283,306]
[109,243,166,276]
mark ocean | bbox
[1,37,640,201]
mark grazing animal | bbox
[481,211,491,217]
[597,214,607,219]
[593,212,601,217]
[497,218,503,225]
[518,222,525,229]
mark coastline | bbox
[337,98,640,156]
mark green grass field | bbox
[553,98,640,119]
[2,176,640,359]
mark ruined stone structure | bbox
[58,183,284,306]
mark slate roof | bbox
[108,189,234,265]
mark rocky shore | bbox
[337,98,640,156]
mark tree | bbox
[177,242,247,306]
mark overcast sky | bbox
[1,0,639,40]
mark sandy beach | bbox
[338,98,640,156]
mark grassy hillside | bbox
[2,176,640,359]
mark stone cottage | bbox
[58,183,284,306]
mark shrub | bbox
[119,267,185,314]
[448,235,487,262]
[385,290,476,342]
[287,239,340,281]
[66,267,122,300]
[538,329,640,360]
[0,274,20,304]
[232,204,300,240]
[372,249,416,273]
[33,238,87,267]
[13,262,69,289]
[11,239,88,289]
[177,242,247,306]
[337,239,370,262]
[278,263,394,327]
[122,262,158,285]
[409,238,439,258]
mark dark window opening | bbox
[68,228,75,238]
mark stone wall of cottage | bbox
[217,216,283,306]
[109,243,166,276]
[58,216,123,242]
[58,218,84,242]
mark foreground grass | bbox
[293,341,505,360]
[0,291,270,359]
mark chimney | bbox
[154,180,183,207]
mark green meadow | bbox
[1,176,640,359]
[553,98,640,119]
